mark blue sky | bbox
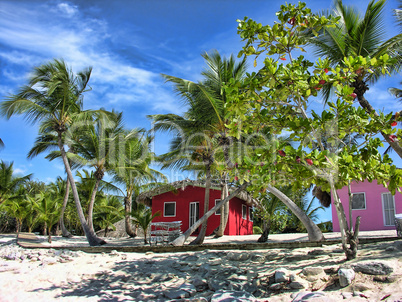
[0,0,401,223]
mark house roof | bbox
[136,179,259,207]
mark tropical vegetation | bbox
[0,0,400,261]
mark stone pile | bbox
[1,240,401,301]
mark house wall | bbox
[332,180,402,232]
[151,186,253,236]
[226,197,253,235]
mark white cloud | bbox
[57,3,78,17]
[0,1,186,114]
[13,168,27,175]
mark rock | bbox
[183,255,199,262]
[179,283,197,296]
[164,289,190,299]
[302,267,325,282]
[291,291,327,302]
[41,257,58,265]
[307,249,326,256]
[208,279,230,291]
[242,283,257,294]
[289,278,308,290]
[341,292,354,300]
[227,252,250,261]
[285,254,310,262]
[352,282,374,292]
[393,240,402,251]
[269,283,283,291]
[385,246,397,252]
[209,259,222,266]
[338,268,355,287]
[352,261,393,275]
[251,254,265,262]
[302,267,325,276]
[210,290,257,302]
[275,268,289,283]
[192,277,208,289]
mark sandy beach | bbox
[1,232,401,301]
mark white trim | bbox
[381,192,396,226]
[163,201,176,217]
[189,201,199,227]
[351,192,366,210]
[249,206,253,221]
[215,199,221,215]
[242,204,247,220]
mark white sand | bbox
[0,232,401,302]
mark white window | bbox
[249,207,253,221]
[382,193,396,226]
[351,193,366,210]
[215,199,221,215]
[164,202,176,217]
[242,204,247,220]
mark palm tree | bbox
[0,59,105,246]
[130,203,160,244]
[110,130,166,237]
[151,50,247,245]
[308,0,402,157]
[93,195,124,237]
[0,185,29,233]
[0,161,32,205]
[69,111,124,233]
[35,190,62,243]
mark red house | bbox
[136,180,256,236]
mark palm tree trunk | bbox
[171,182,249,246]
[59,178,72,238]
[330,185,360,260]
[47,227,52,243]
[191,160,212,245]
[124,195,136,237]
[87,178,101,233]
[57,133,106,246]
[216,178,229,237]
[258,218,271,242]
[354,82,402,158]
[266,184,324,241]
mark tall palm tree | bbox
[0,59,105,246]
[308,0,402,157]
[110,130,166,237]
[69,111,124,232]
[28,124,83,237]
[151,50,247,244]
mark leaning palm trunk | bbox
[59,178,72,238]
[266,185,324,242]
[171,182,249,246]
[87,178,101,233]
[191,161,212,245]
[124,196,136,237]
[354,82,402,158]
[57,134,106,246]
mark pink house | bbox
[332,180,402,232]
